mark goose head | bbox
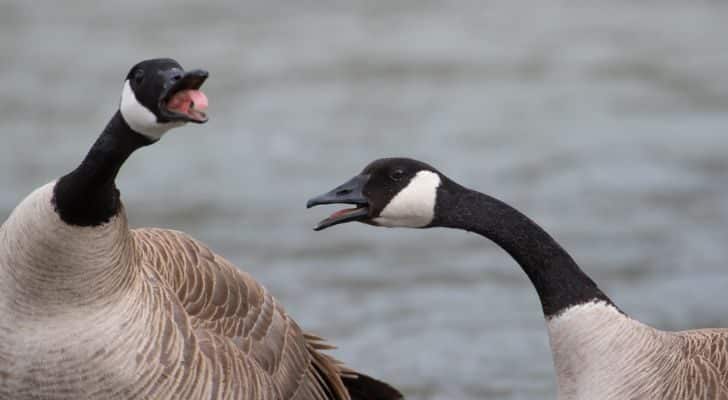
[307,157,448,230]
[47,58,210,227]
[120,58,209,141]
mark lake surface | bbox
[2,1,728,398]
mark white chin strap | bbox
[119,80,182,141]
[374,170,441,228]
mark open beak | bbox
[306,174,371,231]
[159,69,209,123]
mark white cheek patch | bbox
[119,80,181,141]
[374,170,441,228]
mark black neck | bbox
[52,111,152,226]
[432,181,614,318]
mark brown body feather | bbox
[547,301,728,399]
[133,228,352,400]
[0,184,401,400]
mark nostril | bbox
[172,74,182,81]
[336,189,351,197]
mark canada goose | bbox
[308,157,728,400]
[0,59,402,400]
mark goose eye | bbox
[134,70,145,85]
[390,169,405,181]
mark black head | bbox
[120,58,209,141]
[307,157,445,230]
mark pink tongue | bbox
[187,90,208,109]
[167,89,208,114]
[329,208,357,219]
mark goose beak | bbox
[307,174,371,231]
[159,69,209,123]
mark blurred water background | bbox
[2,1,728,398]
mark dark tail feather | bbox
[342,373,404,400]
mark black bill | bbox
[307,174,370,231]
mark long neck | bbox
[53,111,151,226]
[433,183,614,318]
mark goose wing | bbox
[663,355,728,399]
[687,330,728,386]
[132,228,353,400]
[663,330,728,399]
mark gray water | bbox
[2,1,728,398]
